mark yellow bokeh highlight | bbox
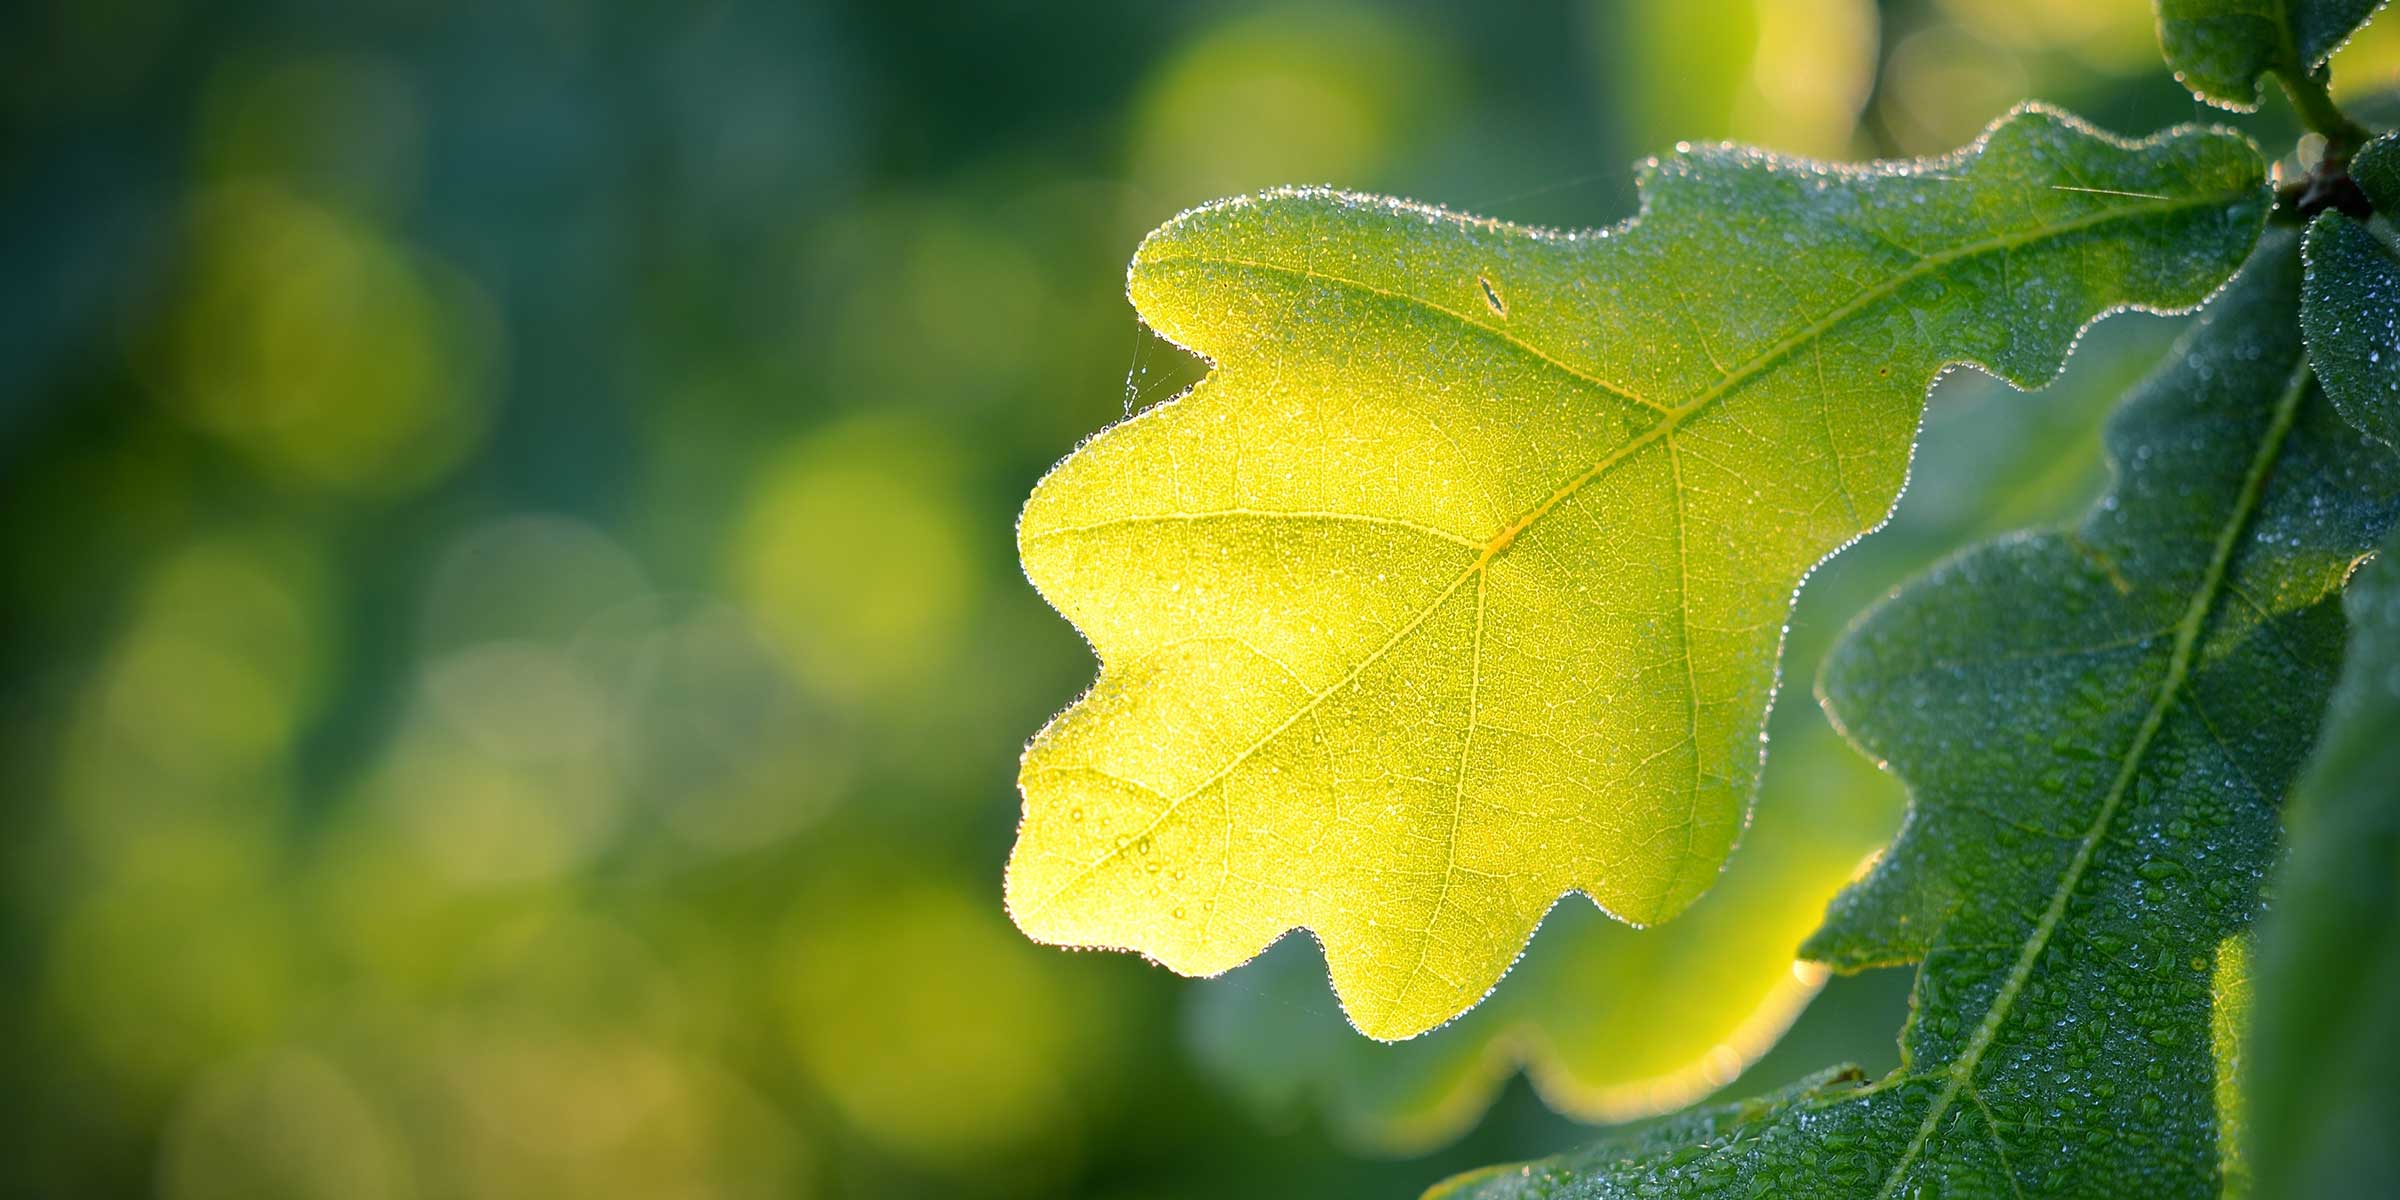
[814,201,1050,410]
[1879,25,2033,155]
[57,530,329,856]
[403,1026,806,1200]
[419,515,651,652]
[298,798,572,1002]
[359,703,624,888]
[612,605,849,854]
[1935,0,2157,70]
[43,834,301,1094]
[35,530,331,1102]
[1130,4,1454,202]
[1606,0,1877,158]
[783,872,1092,1176]
[162,1051,411,1200]
[159,185,493,496]
[332,515,656,890]
[1878,4,2160,157]
[733,416,978,699]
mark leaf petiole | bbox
[2274,64,2371,160]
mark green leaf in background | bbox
[1432,233,2400,1199]
[2300,143,2400,446]
[1185,878,1853,1156]
[1008,106,2267,1041]
[2247,527,2400,1196]
[2349,128,2400,207]
[2153,0,2385,109]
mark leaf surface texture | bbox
[2301,197,2400,446]
[2349,129,2400,211]
[1179,347,2152,1147]
[2247,526,2400,1196]
[1432,233,2400,1199]
[1010,107,2265,1039]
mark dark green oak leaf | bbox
[1430,231,2400,1199]
[2154,0,2387,110]
[1010,106,2266,1041]
[2348,129,2400,210]
[2300,201,2400,446]
[2247,527,2400,1196]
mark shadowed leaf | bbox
[2349,130,2400,209]
[2301,203,2400,445]
[2153,0,2386,109]
[2247,526,2400,1196]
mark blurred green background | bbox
[2,1,2387,1196]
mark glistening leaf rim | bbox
[1010,103,2268,1042]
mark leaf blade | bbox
[2153,0,2386,110]
[2301,207,2400,446]
[2349,129,2400,211]
[1011,106,2267,1040]
[1432,232,2400,1197]
[1182,320,2154,1150]
[2247,527,2400,1195]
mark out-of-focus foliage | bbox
[0,2,2341,1198]
[2247,527,2400,1197]
[1600,0,1879,158]
[1130,5,1461,205]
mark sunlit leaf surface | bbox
[1182,328,2154,1149]
[1009,106,2267,1039]
[1433,232,2400,1199]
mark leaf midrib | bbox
[1027,187,2250,933]
[1866,355,2314,1198]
